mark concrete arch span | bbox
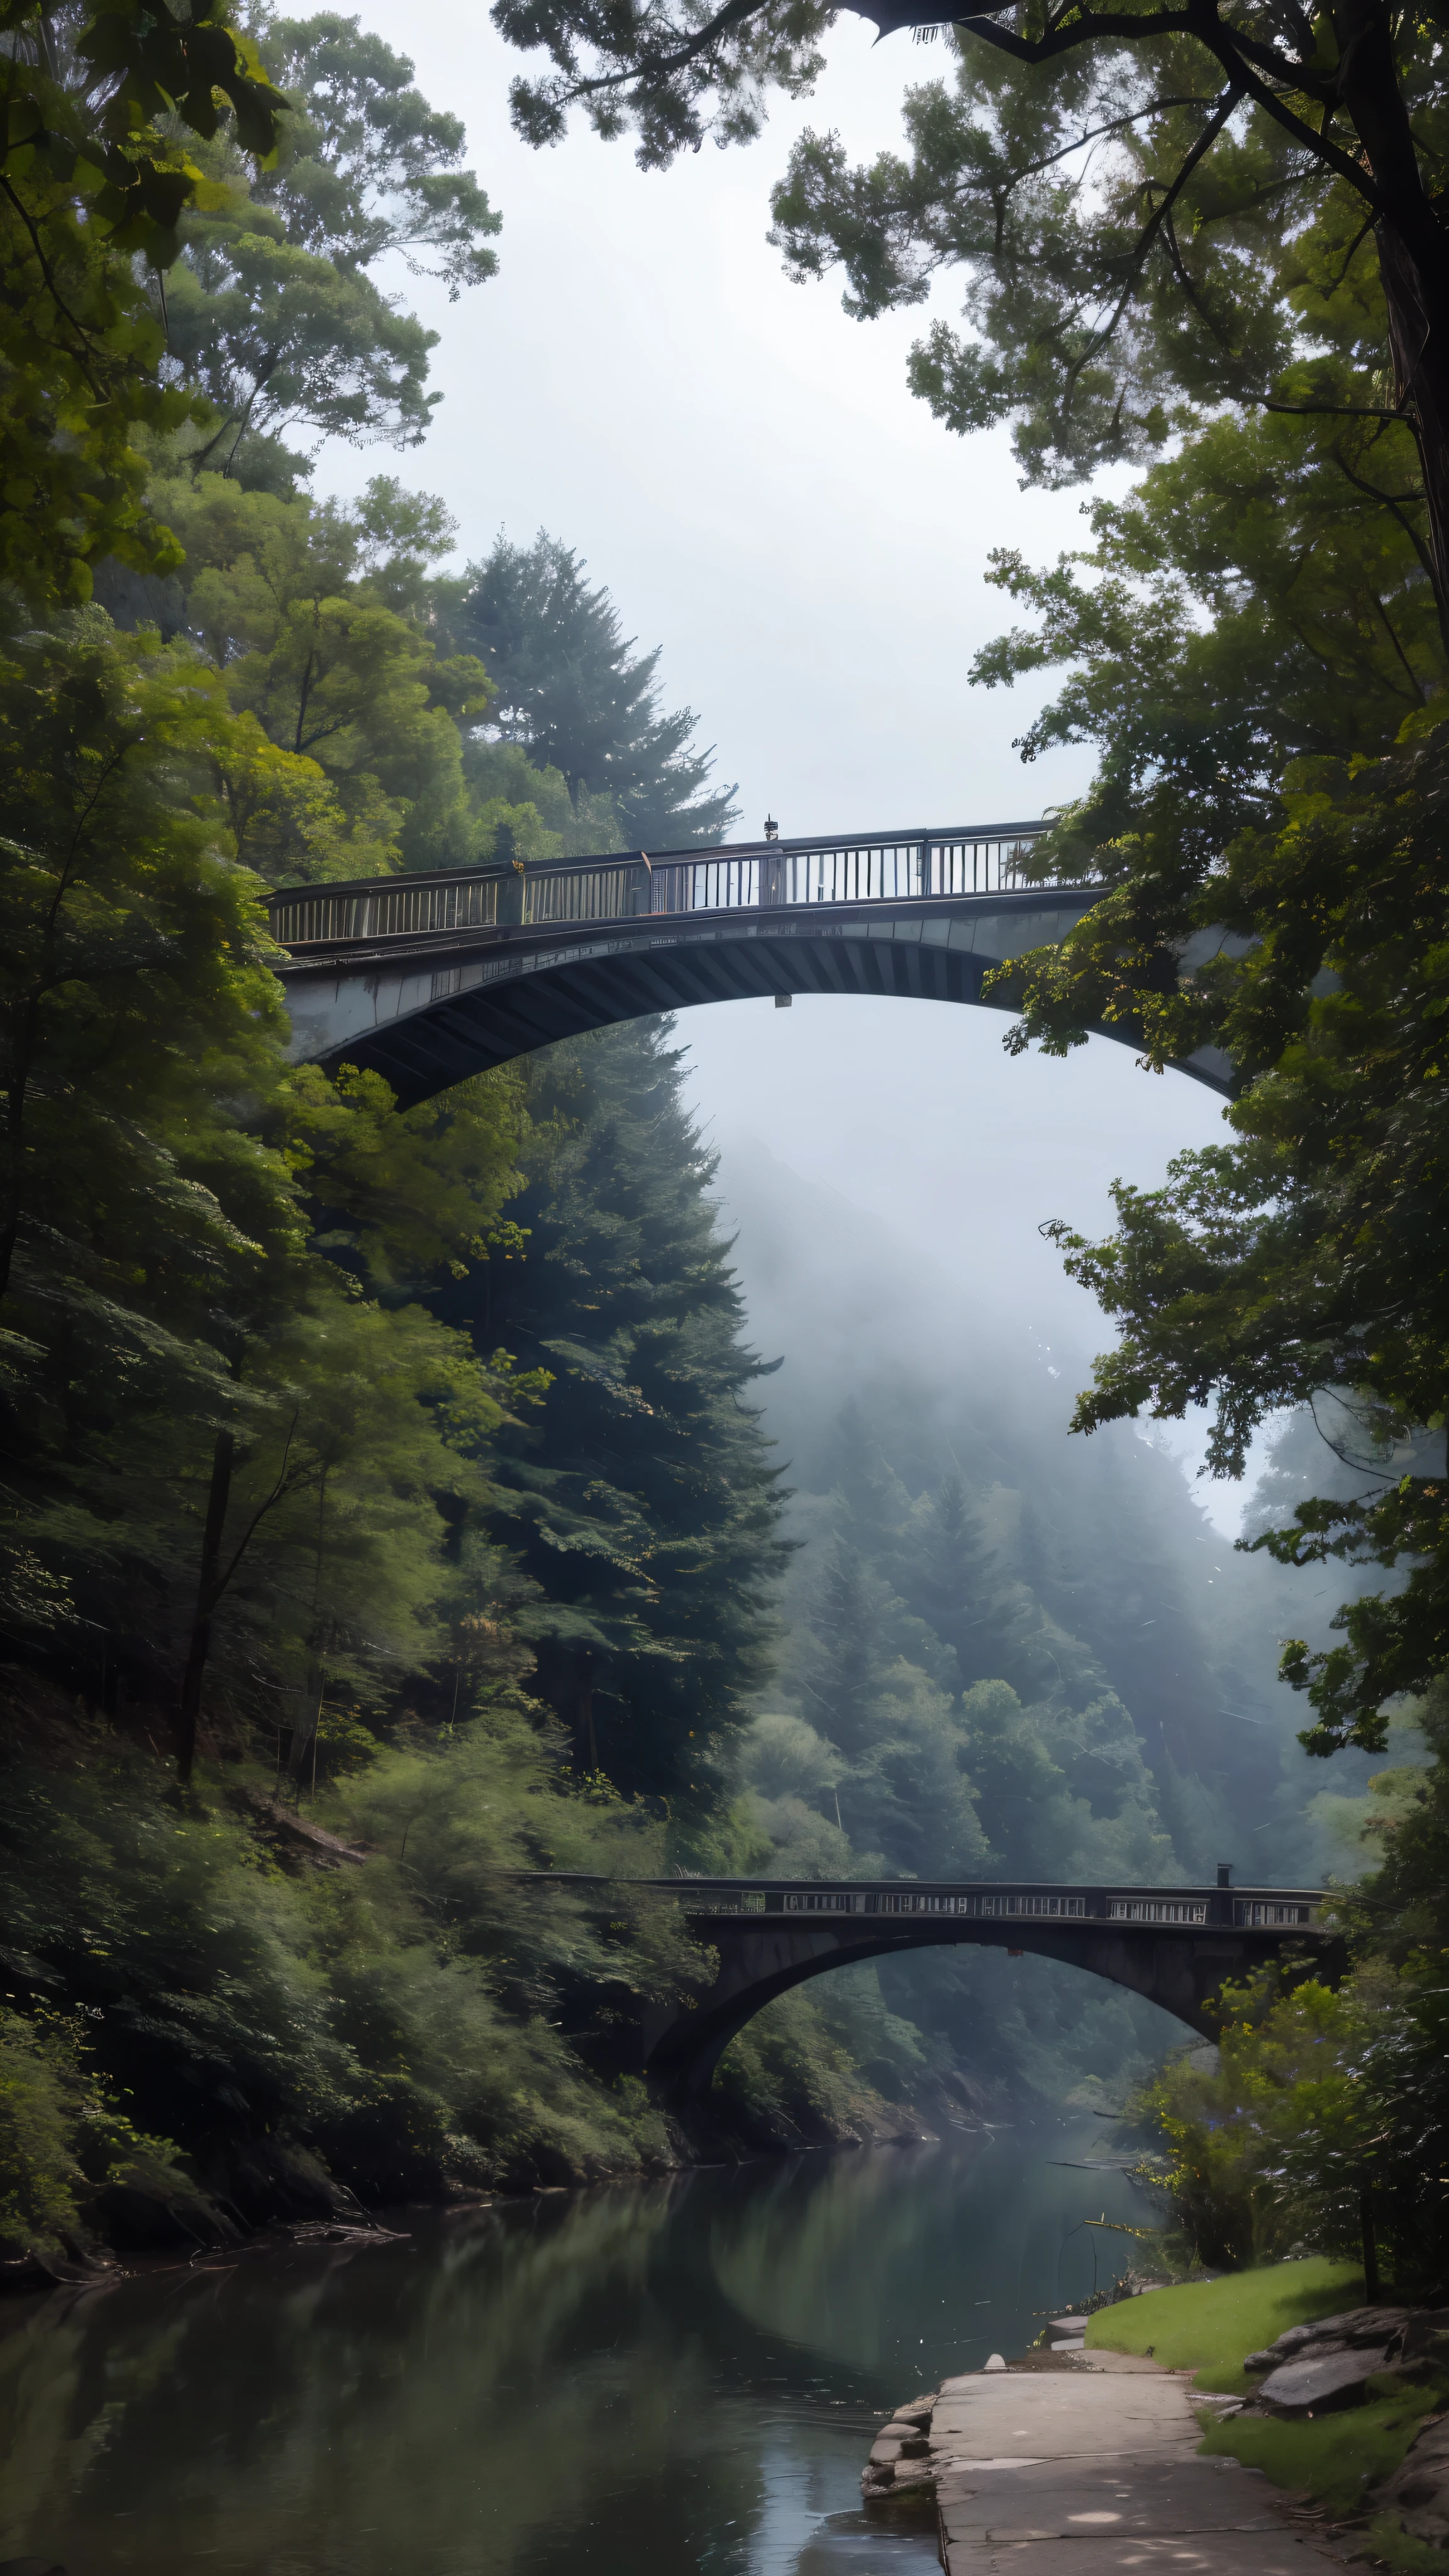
[267,826,1236,1106]
[590,1879,1340,2108]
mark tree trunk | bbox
[1360,2185,1380,2303]
[288,1678,326,1785]
[1377,224,1449,650]
[177,1428,235,1786]
[1335,0,1449,644]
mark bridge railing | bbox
[675,1886,1316,1927]
[526,1875,1323,1929]
[265,820,1058,950]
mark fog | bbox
[679,1005,1385,1901]
[675,992,1245,1528]
[318,0,1257,1518]
[322,0,1124,830]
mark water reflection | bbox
[0,2131,1150,2576]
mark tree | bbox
[1008,721,1449,1758]
[0,0,286,600]
[494,0,1449,629]
[0,596,534,1783]
[1141,1949,1449,2293]
[968,396,1443,878]
[430,1018,789,1815]
[164,11,501,484]
[772,1401,1179,1880]
[0,604,303,1719]
[152,471,492,872]
[447,531,739,850]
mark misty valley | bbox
[5,0,1449,2564]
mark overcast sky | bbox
[320,1,1247,1524]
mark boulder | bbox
[983,2353,1008,2372]
[1245,2304,1449,2409]
[1256,2343,1396,2416]
[1244,2326,1316,2371]
[1374,2416,1449,2549]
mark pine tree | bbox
[428,1018,787,1816]
[447,533,738,850]
[908,1474,1002,1686]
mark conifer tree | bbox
[428,1018,787,1815]
[449,533,739,850]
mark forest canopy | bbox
[5,0,1449,2286]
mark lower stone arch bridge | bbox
[266,820,1235,1103]
[531,1874,1337,2108]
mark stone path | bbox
[930,2360,1356,2573]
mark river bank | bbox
[860,2263,1449,2575]
[910,2353,1354,2573]
[0,2129,1154,2576]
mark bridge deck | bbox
[528,1877,1334,2096]
[533,1875,1325,1936]
[264,819,1235,1105]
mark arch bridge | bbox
[536,1874,1336,2106]
[267,822,1234,1104]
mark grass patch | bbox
[1368,2509,1449,2573]
[1084,2259,1363,2394]
[1197,2396,1431,2518]
[1087,2262,1449,2568]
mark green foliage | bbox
[461,737,619,861]
[494,0,832,164]
[0,0,286,602]
[1004,730,1449,1755]
[768,34,1430,518]
[967,394,1441,871]
[0,4,804,2225]
[0,1726,696,2212]
[152,471,492,873]
[713,1982,897,2144]
[774,27,1443,1787]
[0,564,779,2216]
[0,604,299,1636]
[167,11,501,480]
[757,1404,1177,1890]
[275,1060,526,1297]
[493,0,1448,671]
[447,532,738,849]
[441,1021,791,1822]
[0,2009,89,2253]
[730,1386,1258,2111]
[1138,1956,1449,2292]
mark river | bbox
[0,2125,1153,2576]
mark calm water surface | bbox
[0,2126,1152,2576]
